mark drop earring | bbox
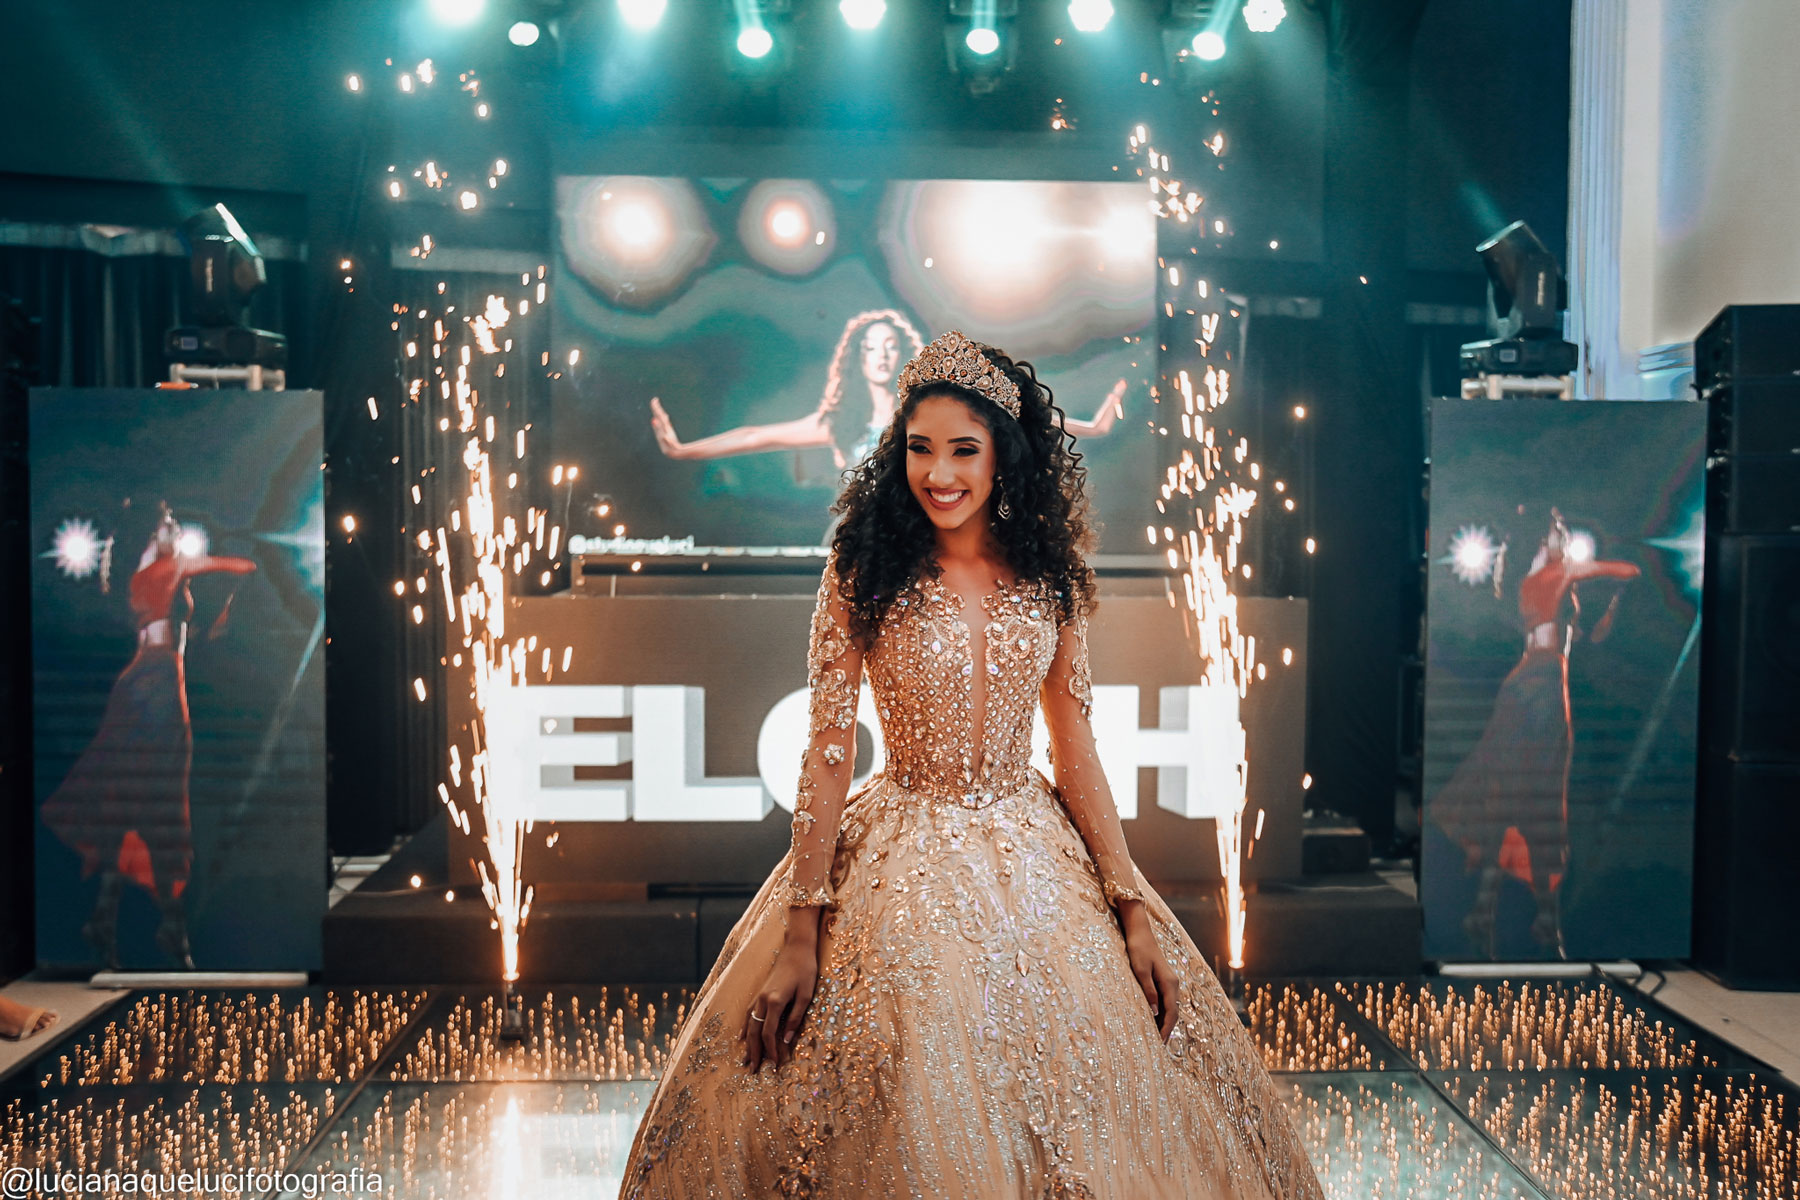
[995,477,1012,520]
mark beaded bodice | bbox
[863,574,1066,805]
[787,554,1125,913]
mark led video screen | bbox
[1420,398,1705,962]
[552,176,1160,549]
[31,389,326,972]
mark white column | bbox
[1566,0,1663,399]
[1566,0,1626,397]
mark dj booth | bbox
[321,553,1425,986]
[448,553,1310,896]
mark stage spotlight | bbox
[179,206,265,327]
[839,0,886,30]
[737,24,774,57]
[507,20,541,45]
[1243,0,1286,33]
[1161,2,1228,86]
[428,0,485,27]
[1478,222,1565,337]
[945,1,1017,94]
[727,0,793,69]
[1459,220,1580,378]
[164,203,287,369]
[617,0,667,31]
[1068,0,1114,33]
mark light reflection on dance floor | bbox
[2,979,1794,1200]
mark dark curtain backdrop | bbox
[1235,314,1325,602]
[1239,307,1482,844]
[1236,314,1470,600]
[1307,0,1432,848]
[0,240,303,390]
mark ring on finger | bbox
[750,1009,768,1022]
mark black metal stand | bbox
[499,978,526,1041]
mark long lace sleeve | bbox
[780,554,865,909]
[1042,613,1142,908]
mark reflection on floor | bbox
[2,978,1795,1199]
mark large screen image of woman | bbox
[552,176,1158,550]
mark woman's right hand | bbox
[1089,378,1128,435]
[740,938,820,1072]
[649,397,689,458]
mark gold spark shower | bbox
[353,59,578,1006]
[1130,122,1270,977]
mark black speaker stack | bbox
[0,295,39,979]
[1692,303,1800,989]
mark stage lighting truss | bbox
[1167,0,1224,23]
[945,0,1020,96]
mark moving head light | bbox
[1460,220,1579,379]
[165,203,287,369]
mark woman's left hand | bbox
[1118,900,1179,1040]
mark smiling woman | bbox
[905,396,998,524]
[827,334,1099,639]
[617,332,1326,1200]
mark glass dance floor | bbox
[3,977,1794,1199]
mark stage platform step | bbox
[324,826,1420,982]
[1300,809,1374,875]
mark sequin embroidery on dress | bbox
[619,554,1326,1200]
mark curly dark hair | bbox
[827,342,1098,641]
[816,308,925,462]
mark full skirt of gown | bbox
[618,768,1326,1200]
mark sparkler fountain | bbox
[1129,119,1270,1008]
[448,412,534,1039]
[353,57,565,1042]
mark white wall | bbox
[1569,0,1800,398]
[1651,0,1800,346]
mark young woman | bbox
[620,332,1323,1199]
[1433,507,1640,958]
[40,503,256,970]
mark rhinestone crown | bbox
[895,330,1021,419]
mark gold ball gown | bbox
[620,557,1326,1200]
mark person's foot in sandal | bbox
[0,994,59,1041]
